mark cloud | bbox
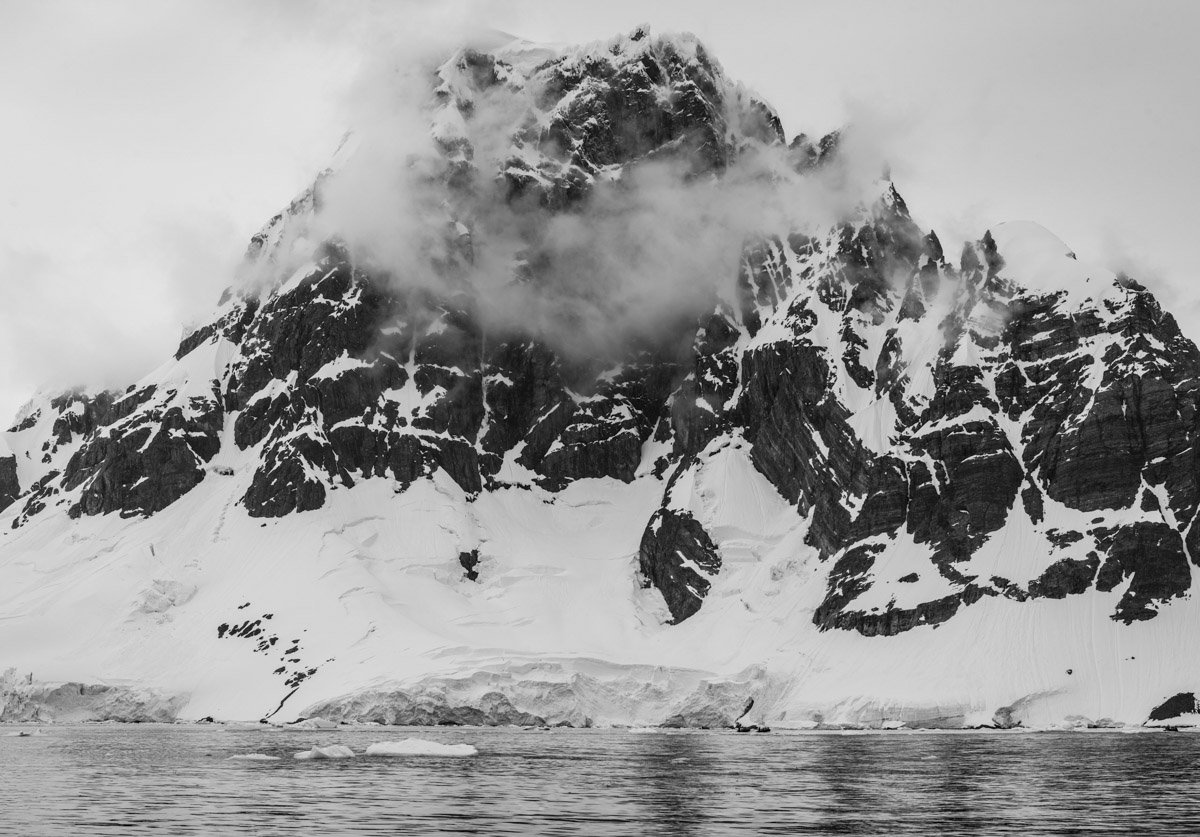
[0,206,242,413]
[247,35,898,366]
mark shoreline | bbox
[3,719,1193,734]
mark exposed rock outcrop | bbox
[0,456,17,511]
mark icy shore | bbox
[0,669,184,723]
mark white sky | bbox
[1,0,1197,425]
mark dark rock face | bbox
[1028,555,1099,599]
[531,358,679,490]
[1093,523,1191,623]
[459,550,480,582]
[0,456,17,511]
[804,214,1200,635]
[1148,692,1200,722]
[480,340,570,474]
[224,259,491,516]
[7,29,1200,642]
[63,389,223,519]
[5,384,222,523]
[669,310,741,459]
[638,507,722,623]
[739,339,871,557]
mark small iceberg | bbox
[227,753,281,761]
[365,739,478,757]
[293,744,356,760]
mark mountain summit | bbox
[3,29,1198,729]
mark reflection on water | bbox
[2,725,1200,835]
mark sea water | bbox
[3,724,1200,834]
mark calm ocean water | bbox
[2,724,1200,835]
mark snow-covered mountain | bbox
[4,28,1200,729]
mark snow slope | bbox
[2,404,1196,728]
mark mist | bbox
[251,36,894,365]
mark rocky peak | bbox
[4,29,1198,652]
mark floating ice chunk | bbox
[293,744,355,760]
[227,753,281,761]
[365,739,478,757]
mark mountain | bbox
[3,28,1199,729]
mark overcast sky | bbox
[1,0,1197,424]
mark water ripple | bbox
[2,726,1200,834]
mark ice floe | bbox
[293,744,355,760]
[364,739,478,757]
